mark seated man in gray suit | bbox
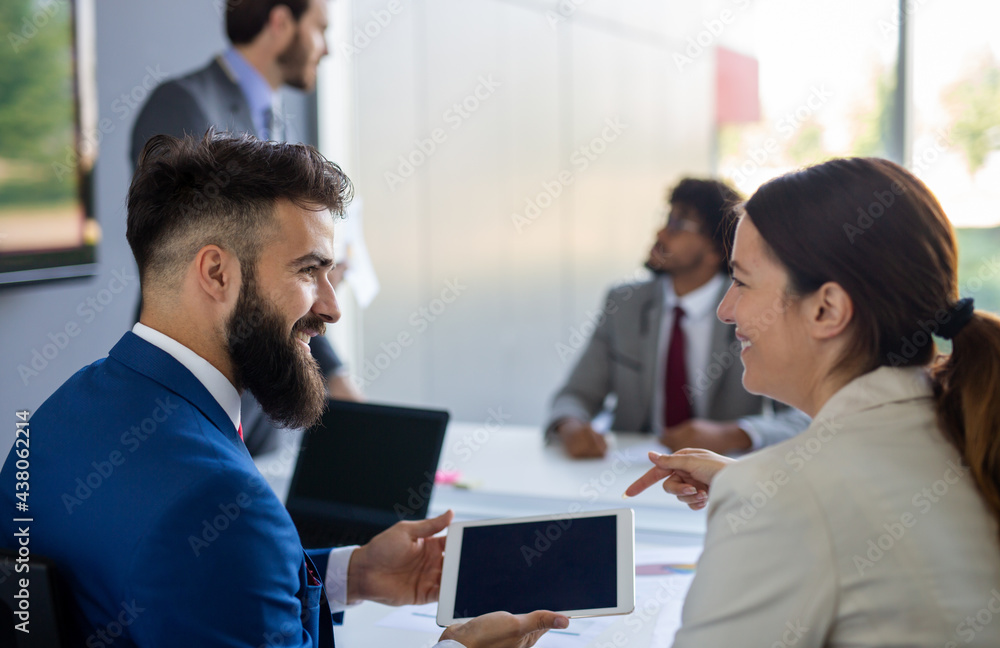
[130,0,361,454]
[548,178,809,458]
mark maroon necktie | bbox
[664,306,692,427]
[237,422,243,442]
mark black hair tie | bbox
[938,298,975,340]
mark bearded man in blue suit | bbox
[0,132,565,647]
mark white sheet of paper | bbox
[613,439,669,466]
[644,573,696,646]
[334,197,380,309]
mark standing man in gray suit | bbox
[548,178,809,458]
[130,0,362,455]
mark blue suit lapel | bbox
[108,332,242,446]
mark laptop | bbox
[286,400,450,548]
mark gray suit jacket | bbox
[131,56,259,165]
[548,277,808,447]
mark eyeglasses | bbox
[663,217,703,235]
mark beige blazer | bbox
[674,366,1000,647]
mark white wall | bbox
[334,0,717,426]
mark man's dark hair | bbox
[126,129,352,290]
[668,177,743,271]
[226,0,310,45]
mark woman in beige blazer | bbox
[627,157,1000,647]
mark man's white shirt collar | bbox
[132,323,241,432]
[662,272,726,319]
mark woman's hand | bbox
[624,448,735,510]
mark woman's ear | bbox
[807,281,854,340]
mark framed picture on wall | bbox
[0,0,99,286]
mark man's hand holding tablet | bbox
[440,611,570,648]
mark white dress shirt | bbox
[131,324,465,647]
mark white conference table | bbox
[257,422,707,648]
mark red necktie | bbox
[237,422,243,442]
[664,306,692,427]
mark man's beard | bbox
[277,30,311,91]
[226,275,327,430]
[644,257,668,275]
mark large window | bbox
[713,0,1000,314]
[911,0,1000,312]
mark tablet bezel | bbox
[436,508,635,626]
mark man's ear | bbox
[193,245,241,305]
[807,281,853,340]
[266,4,297,48]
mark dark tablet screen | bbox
[452,515,618,617]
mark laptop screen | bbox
[286,400,449,541]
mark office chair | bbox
[0,547,78,648]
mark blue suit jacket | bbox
[0,332,336,647]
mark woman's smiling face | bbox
[716,216,812,409]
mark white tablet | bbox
[436,508,635,626]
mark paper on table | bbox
[643,572,696,646]
[333,198,380,309]
[613,439,668,466]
